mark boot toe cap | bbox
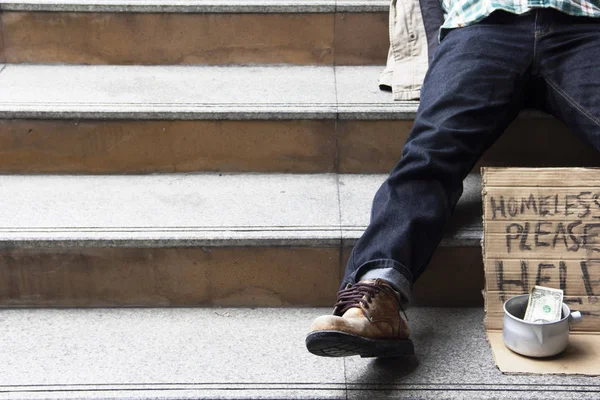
[310,315,343,332]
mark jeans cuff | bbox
[351,260,413,308]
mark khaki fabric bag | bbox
[379,0,432,100]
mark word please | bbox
[506,221,600,253]
[490,193,600,220]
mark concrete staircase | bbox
[1,2,600,399]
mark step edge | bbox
[0,171,483,248]
[0,107,552,121]
[0,229,482,248]
[0,0,388,13]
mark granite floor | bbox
[1,307,599,399]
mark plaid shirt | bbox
[441,0,600,32]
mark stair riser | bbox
[341,246,484,307]
[0,12,387,65]
[340,119,600,172]
[0,120,338,173]
[0,118,597,173]
[0,246,482,307]
[0,247,341,307]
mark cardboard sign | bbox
[482,168,600,374]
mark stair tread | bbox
[0,0,388,12]
[0,173,481,247]
[0,65,545,120]
[0,307,597,399]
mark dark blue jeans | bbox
[342,9,600,304]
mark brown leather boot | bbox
[306,279,414,357]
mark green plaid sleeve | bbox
[441,0,600,33]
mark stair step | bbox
[1,64,597,174]
[0,1,388,65]
[1,0,387,12]
[0,173,482,247]
[0,64,416,120]
[1,307,598,399]
[0,172,484,307]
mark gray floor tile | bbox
[337,174,384,241]
[0,0,388,13]
[0,173,341,246]
[0,308,344,387]
[0,65,337,119]
[335,66,418,119]
[1,387,345,400]
[336,0,387,12]
[0,0,339,12]
[338,173,482,245]
[345,308,600,399]
[2,307,599,399]
[335,66,394,105]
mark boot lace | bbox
[333,282,383,316]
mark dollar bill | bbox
[523,285,564,324]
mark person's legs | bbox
[307,12,537,358]
[536,10,600,152]
[342,12,536,304]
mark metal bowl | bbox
[502,294,582,358]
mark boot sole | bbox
[305,330,415,358]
